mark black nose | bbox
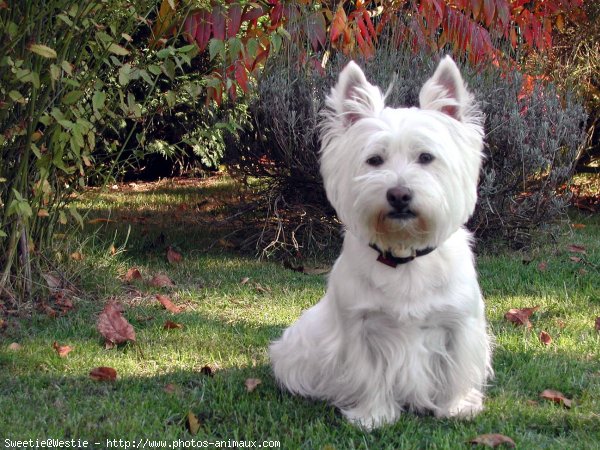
[386,186,412,210]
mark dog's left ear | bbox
[419,56,472,122]
[328,61,384,127]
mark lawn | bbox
[1,175,598,449]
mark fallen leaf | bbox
[164,383,178,394]
[303,265,332,275]
[525,399,539,406]
[109,245,117,255]
[149,273,175,288]
[200,365,214,377]
[186,411,201,435]
[536,261,547,271]
[595,317,600,331]
[567,244,586,254]
[540,389,572,408]
[163,320,183,329]
[253,283,271,294]
[55,294,74,313]
[87,218,116,224]
[70,251,84,261]
[468,433,515,448]
[218,238,236,249]
[504,306,539,328]
[166,246,183,264]
[52,341,73,357]
[240,277,250,285]
[156,294,182,313]
[571,223,586,229]
[539,331,552,346]
[569,256,582,263]
[41,272,61,291]
[8,342,22,351]
[124,267,142,282]
[97,301,136,345]
[244,378,262,392]
[89,366,117,381]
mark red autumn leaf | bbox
[539,330,552,346]
[241,4,264,24]
[164,320,183,329]
[571,223,586,229]
[235,60,248,93]
[166,246,183,264]
[504,306,539,328]
[195,10,212,52]
[569,256,582,263]
[537,261,547,271]
[330,6,347,43]
[212,4,226,40]
[227,3,242,39]
[539,389,572,408]
[89,366,117,381]
[8,342,22,351]
[156,294,182,313]
[97,301,136,345]
[307,10,326,51]
[244,377,262,392]
[468,433,516,448]
[53,341,73,357]
[567,244,586,254]
[149,273,176,288]
[124,267,142,282]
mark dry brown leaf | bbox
[186,411,201,435]
[70,251,84,261]
[41,272,61,291]
[244,378,262,392]
[163,320,183,329]
[240,277,250,285]
[124,267,142,282]
[97,301,136,345]
[571,223,586,229]
[567,244,586,254]
[569,256,582,263]
[468,433,516,448]
[52,341,73,357]
[156,294,182,313]
[504,306,539,328]
[540,389,572,408]
[200,365,214,377]
[89,366,117,381]
[536,261,547,271]
[166,246,183,264]
[149,273,175,288]
[164,383,178,394]
[595,317,600,332]
[87,218,116,224]
[539,331,552,346]
[8,342,22,351]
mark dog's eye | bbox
[418,153,434,164]
[366,155,384,167]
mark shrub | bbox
[234,38,586,257]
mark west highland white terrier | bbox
[269,56,492,429]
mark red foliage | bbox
[155,0,586,105]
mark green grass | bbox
[1,176,598,449]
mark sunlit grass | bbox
[1,177,598,448]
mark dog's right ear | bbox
[328,61,384,127]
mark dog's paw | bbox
[341,407,399,430]
[435,389,484,419]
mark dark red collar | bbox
[369,243,436,268]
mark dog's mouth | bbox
[387,210,417,220]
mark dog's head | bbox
[320,57,484,255]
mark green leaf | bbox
[9,90,25,104]
[29,44,58,59]
[68,205,84,228]
[92,91,106,111]
[107,43,130,56]
[62,90,84,105]
[118,64,131,86]
[148,64,161,75]
[61,60,74,75]
[270,33,282,54]
[0,230,7,238]
[209,39,225,61]
[161,59,176,80]
[246,38,259,59]
[49,64,61,83]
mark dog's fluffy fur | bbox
[269,57,492,429]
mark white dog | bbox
[269,56,492,429]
